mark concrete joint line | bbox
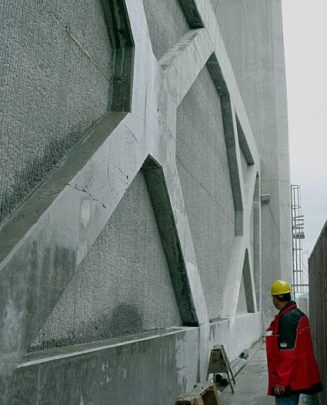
[18,327,195,369]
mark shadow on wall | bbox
[0,136,83,225]
[109,304,144,337]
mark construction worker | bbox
[266,280,323,405]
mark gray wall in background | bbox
[176,66,235,321]
[215,0,292,328]
[30,172,182,351]
[0,0,113,225]
[309,221,327,405]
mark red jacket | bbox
[266,302,322,396]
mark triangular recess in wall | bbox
[236,250,256,314]
[30,155,198,351]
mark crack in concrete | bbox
[67,183,107,209]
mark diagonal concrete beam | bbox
[142,156,200,326]
[164,161,209,326]
[162,28,212,106]
[178,0,204,29]
[236,116,255,165]
[193,0,259,164]
[0,113,149,375]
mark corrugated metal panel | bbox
[308,221,327,405]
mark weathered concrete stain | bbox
[0,242,76,373]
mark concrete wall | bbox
[30,172,182,351]
[215,0,292,329]
[0,314,262,405]
[0,0,113,225]
[176,65,235,320]
[0,0,133,227]
[309,222,327,405]
[0,0,290,403]
[142,0,189,60]
[1,328,200,405]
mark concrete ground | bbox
[220,345,274,405]
[220,345,318,405]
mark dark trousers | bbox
[275,393,300,405]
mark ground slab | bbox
[221,345,273,405]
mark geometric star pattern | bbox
[0,0,261,375]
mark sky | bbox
[282,0,327,272]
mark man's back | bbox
[278,302,306,350]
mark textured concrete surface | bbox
[309,221,327,405]
[0,0,112,224]
[30,172,182,351]
[0,318,262,405]
[0,0,290,402]
[216,0,292,330]
[176,65,235,321]
[1,328,199,405]
[0,0,133,227]
[142,0,190,60]
[252,177,262,311]
[209,314,261,363]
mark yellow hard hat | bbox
[271,280,291,296]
